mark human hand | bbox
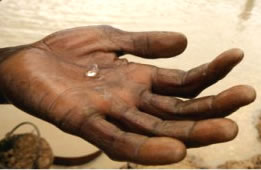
[0,26,256,165]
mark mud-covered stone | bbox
[0,133,53,168]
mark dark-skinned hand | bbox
[0,26,256,165]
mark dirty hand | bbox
[0,26,256,165]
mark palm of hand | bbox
[0,26,256,165]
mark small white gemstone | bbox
[86,70,97,77]
[85,64,99,77]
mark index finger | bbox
[151,48,245,98]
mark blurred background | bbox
[0,0,261,168]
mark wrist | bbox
[0,45,28,64]
[0,45,29,104]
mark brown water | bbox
[1,0,261,168]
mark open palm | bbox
[0,26,256,165]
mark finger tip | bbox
[211,48,244,72]
[153,137,187,164]
[174,32,188,55]
[172,139,187,162]
[235,85,256,105]
[230,48,244,59]
[162,32,188,57]
[219,119,239,141]
[190,119,238,145]
[216,85,256,109]
[245,85,256,104]
[208,119,238,142]
[137,137,186,165]
[224,48,244,64]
